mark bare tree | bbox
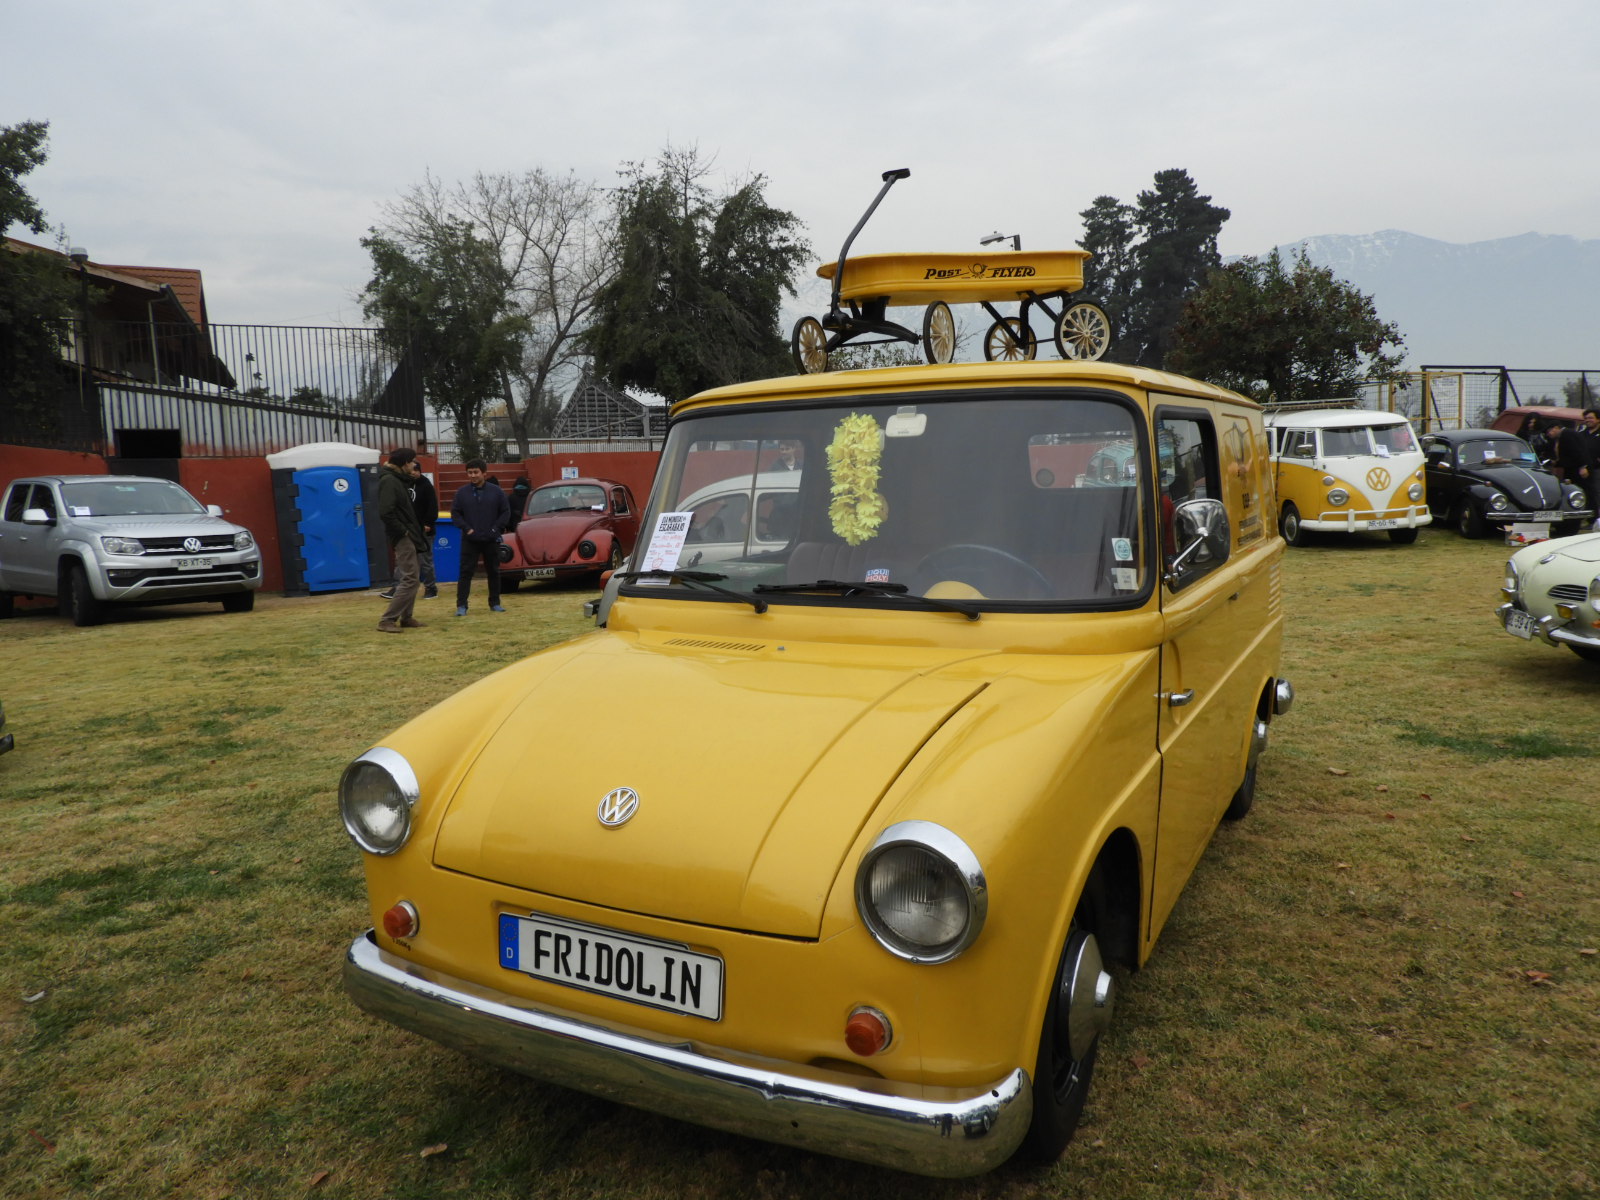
[376,169,617,458]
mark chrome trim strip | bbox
[343,932,1032,1176]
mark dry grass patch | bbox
[1,536,1596,1199]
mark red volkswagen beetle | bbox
[499,478,640,588]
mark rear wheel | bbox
[1054,302,1113,361]
[0,592,12,619]
[921,302,956,364]
[66,563,103,627]
[983,317,1037,362]
[1279,503,1308,547]
[791,316,828,374]
[1021,869,1113,1164]
[1387,528,1419,544]
[221,591,255,613]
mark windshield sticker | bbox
[70,506,92,516]
[1112,537,1133,562]
[826,413,887,545]
[639,512,693,583]
[1112,568,1139,591]
[884,410,926,438]
[865,566,890,584]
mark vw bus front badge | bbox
[598,787,639,827]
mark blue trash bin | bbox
[432,521,462,584]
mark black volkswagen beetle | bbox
[1421,429,1591,538]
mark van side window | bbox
[1156,411,1225,588]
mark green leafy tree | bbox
[1077,194,1137,338]
[0,120,81,425]
[360,220,526,462]
[1128,169,1230,367]
[1167,248,1405,402]
[583,147,810,400]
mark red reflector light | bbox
[382,901,419,939]
[844,1006,891,1057]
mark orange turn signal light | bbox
[844,1006,892,1057]
[382,901,419,939]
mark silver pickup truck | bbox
[0,475,263,626]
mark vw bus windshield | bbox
[626,392,1152,608]
[1321,422,1418,458]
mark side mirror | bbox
[206,504,224,518]
[1166,498,1230,588]
[21,507,54,526]
[1294,445,1315,458]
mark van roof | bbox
[1264,409,1413,430]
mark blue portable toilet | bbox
[432,520,462,584]
[267,443,386,595]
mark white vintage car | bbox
[1497,530,1600,664]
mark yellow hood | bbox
[430,636,991,937]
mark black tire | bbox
[1279,503,1308,547]
[0,592,12,620]
[1387,528,1419,544]
[1053,302,1113,361]
[221,591,255,613]
[1224,762,1256,821]
[983,317,1037,362]
[1569,644,1600,664]
[791,316,828,374]
[921,302,956,364]
[1020,870,1111,1164]
[1455,502,1485,539]
[66,563,103,627]
[1553,520,1582,538]
[608,541,625,572]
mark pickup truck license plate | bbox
[1504,609,1538,639]
[175,557,216,571]
[524,567,555,580]
[498,912,723,1020]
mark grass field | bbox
[1,532,1596,1200]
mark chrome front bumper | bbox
[1496,602,1600,652]
[343,931,1032,1176]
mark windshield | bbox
[527,484,606,514]
[1458,437,1539,467]
[60,480,206,517]
[627,391,1152,608]
[1320,422,1417,457]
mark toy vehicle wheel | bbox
[222,591,255,613]
[66,562,103,627]
[1054,303,1113,361]
[791,316,828,374]
[1455,501,1484,538]
[1387,528,1419,544]
[1279,503,1308,547]
[921,302,957,364]
[983,317,1036,362]
[1021,868,1111,1163]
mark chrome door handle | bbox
[1167,689,1195,708]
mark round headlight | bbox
[855,821,986,963]
[233,530,255,550]
[1408,483,1424,502]
[101,536,144,555]
[1488,492,1510,511]
[1327,488,1349,507]
[1567,489,1587,510]
[340,747,420,855]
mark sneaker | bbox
[376,621,403,634]
[456,606,468,617]
[378,588,396,599]
[490,604,506,612]
[423,586,438,599]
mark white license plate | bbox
[524,567,555,580]
[498,911,723,1020]
[1367,518,1400,529]
[1531,511,1559,521]
[1504,609,1538,639]
[175,557,216,571]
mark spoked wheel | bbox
[1021,870,1114,1163]
[791,316,829,374]
[983,317,1037,362]
[1054,302,1113,361]
[921,301,957,364]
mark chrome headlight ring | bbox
[340,746,421,855]
[855,821,987,964]
[1326,488,1349,507]
[1408,482,1424,502]
[1488,492,1510,512]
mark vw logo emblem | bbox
[183,537,202,552]
[1366,467,1391,490]
[598,787,639,827]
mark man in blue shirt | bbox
[450,459,511,616]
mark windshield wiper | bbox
[753,578,980,621]
[613,569,767,614]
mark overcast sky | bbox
[7,0,1598,330]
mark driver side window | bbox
[1156,410,1226,589]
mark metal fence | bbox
[1360,366,1598,429]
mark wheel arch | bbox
[1089,828,1141,972]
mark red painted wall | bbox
[178,458,283,591]
[0,445,108,482]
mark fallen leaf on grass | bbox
[420,1143,449,1159]
[1511,891,1525,899]
[1327,767,1349,776]
[1523,970,1554,986]
[1384,813,1397,820]
[1460,835,1477,843]
[1377,785,1389,793]
[1455,1101,1475,1112]
[1130,1053,1152,1071]
[27,1129,55,1153]
[1336,862,1351,870]
[1580,948,1598,957]
[1419,793,1432,802]
[309,1170,330,1188]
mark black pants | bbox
[457,539,503,607]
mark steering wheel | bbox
[912,543,1051,598]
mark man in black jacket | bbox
[451,459,511,615]
[376,447,427,633]
[380,459,440,601]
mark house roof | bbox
[100,264,208,325]
[3,238,210,326]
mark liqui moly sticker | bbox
[865,566,891,584]
[638,512,693,582]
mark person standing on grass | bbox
[1582,408,1600,526]
[379,459,440,601]
[376,447,427,634]
[451,459,511,616]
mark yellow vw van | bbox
[1266,406,1430,545]
[339,359,1293,1176]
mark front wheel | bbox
[791,316,828,374]
[1455,502,1485,539]
[608,541,626,573]
[983,317,1037,362]
[1279,503,1308,547]
[66,563,103,627]
[221,591,255,613]
[1569,644,1600,664]
[1387,528,1419,544]
[921,301,956,364]
[1054,302,1113,361]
